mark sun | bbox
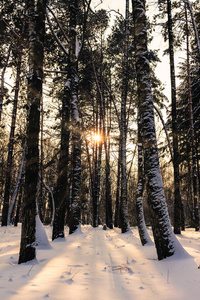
[92,133,101,143]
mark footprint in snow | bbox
[65,278,74,285]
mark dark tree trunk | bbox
[132,0,178,260]
[19,0,46,264]
[68,0,81,234]
[120,0,130,233]
[167,0,184,234]
[114,145,121,228]
[104,97,113,229]
[185,5,199,231]
[52,79,70,240]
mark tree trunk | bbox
[68,0,81,234]
[136,111,152,245]
[120,0,130,233]
[19,0,46,264]
[114,145,121,228]
[104,96,113,229]
[167,0,184,234]
[52,78,70,240]
[185,4,199,230]
[132,0,179,260]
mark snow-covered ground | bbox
[0,224,200,300]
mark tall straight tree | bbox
[132,0,181,260]
[166,0,184,234]
[120,0,130,233]
[52,79,70,240]
[185,4,199,230]
[68,0,81,234]
[19,0,46,264]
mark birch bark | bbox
[132,0,179,259]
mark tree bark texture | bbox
[133,0,176,260]
[19,0,46,264]
[68,0,81,234]
[136,112,152,245]
[120,0,130,233]
[167,0,184,234]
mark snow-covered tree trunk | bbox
[132,0,177,260]
[167,0,184,234]
[120,0,130,233]
[52,79,70,240]
[68,0,81,234]
[136,112,152,245]
[19,0,46,264]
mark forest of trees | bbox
[0,0,199,263]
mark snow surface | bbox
[0,225,200,300]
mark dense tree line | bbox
[0,0,199,263]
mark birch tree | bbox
[132,0,181,260]
[67,0,81,234]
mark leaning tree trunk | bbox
[136,111,152,245]
[52,78,70,240]
[132,0,181,260]
[167,0,184,234]
[68,0,81,234]
[120,0,130,233]
[1,19,25,226]
[19,0,46,264]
